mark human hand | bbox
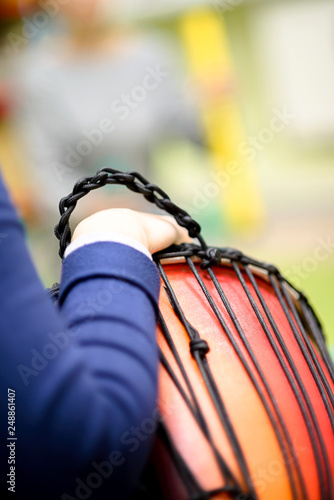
[72,208,192,254]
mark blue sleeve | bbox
[0,171,161,500]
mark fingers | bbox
[160,216,192,245]
[137,214,193,254]
[140,214,192,243]
[72,209,194,254]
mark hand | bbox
[72,209,192,254]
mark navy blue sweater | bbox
[0,172,160,499]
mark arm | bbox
[0,172,186,500]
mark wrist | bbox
[65,232,153,260]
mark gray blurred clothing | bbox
[14,31,201,214]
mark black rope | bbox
[158,311,239,487]
[157,422,205,496]
[242,264,330,500]
[157,423,248,500]
[186,257,302,500]
[157,260,255,499]
[46,282,60,303]
[159,349,239,489]
[278,278,334,414]
[269,274,332,500]
[206,260,302,500]
[54,168,202,258]
[158,264,243,492]
[234,263,312,499]
[298,298,334,384]
[277,277,334,498]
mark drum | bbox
[150,247,334,500]
[53,169,334,500]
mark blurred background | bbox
[0,0,333,355]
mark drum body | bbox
[152,257,334,500]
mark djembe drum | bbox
[53,169,334,500]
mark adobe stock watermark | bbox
[60,394,182,499]
[238,108,296,162]
[52,65,169,183]
[235,445,307,499]
[61,407,161,500]
[284,235,334,288]
[62,400,185,500]
[61,400,308,500]
[17,282,124,386]
[182,160,242,217]
[2,0,71,57]
[213,0,243,16]
[178,107,296,218]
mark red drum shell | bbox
[153,261,334,500]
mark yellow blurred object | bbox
[179,8,265,232]
[0,123,37,222]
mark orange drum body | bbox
[152,255,334,500]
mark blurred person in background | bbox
[12,0,202,224]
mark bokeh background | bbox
[0,0,333,356]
